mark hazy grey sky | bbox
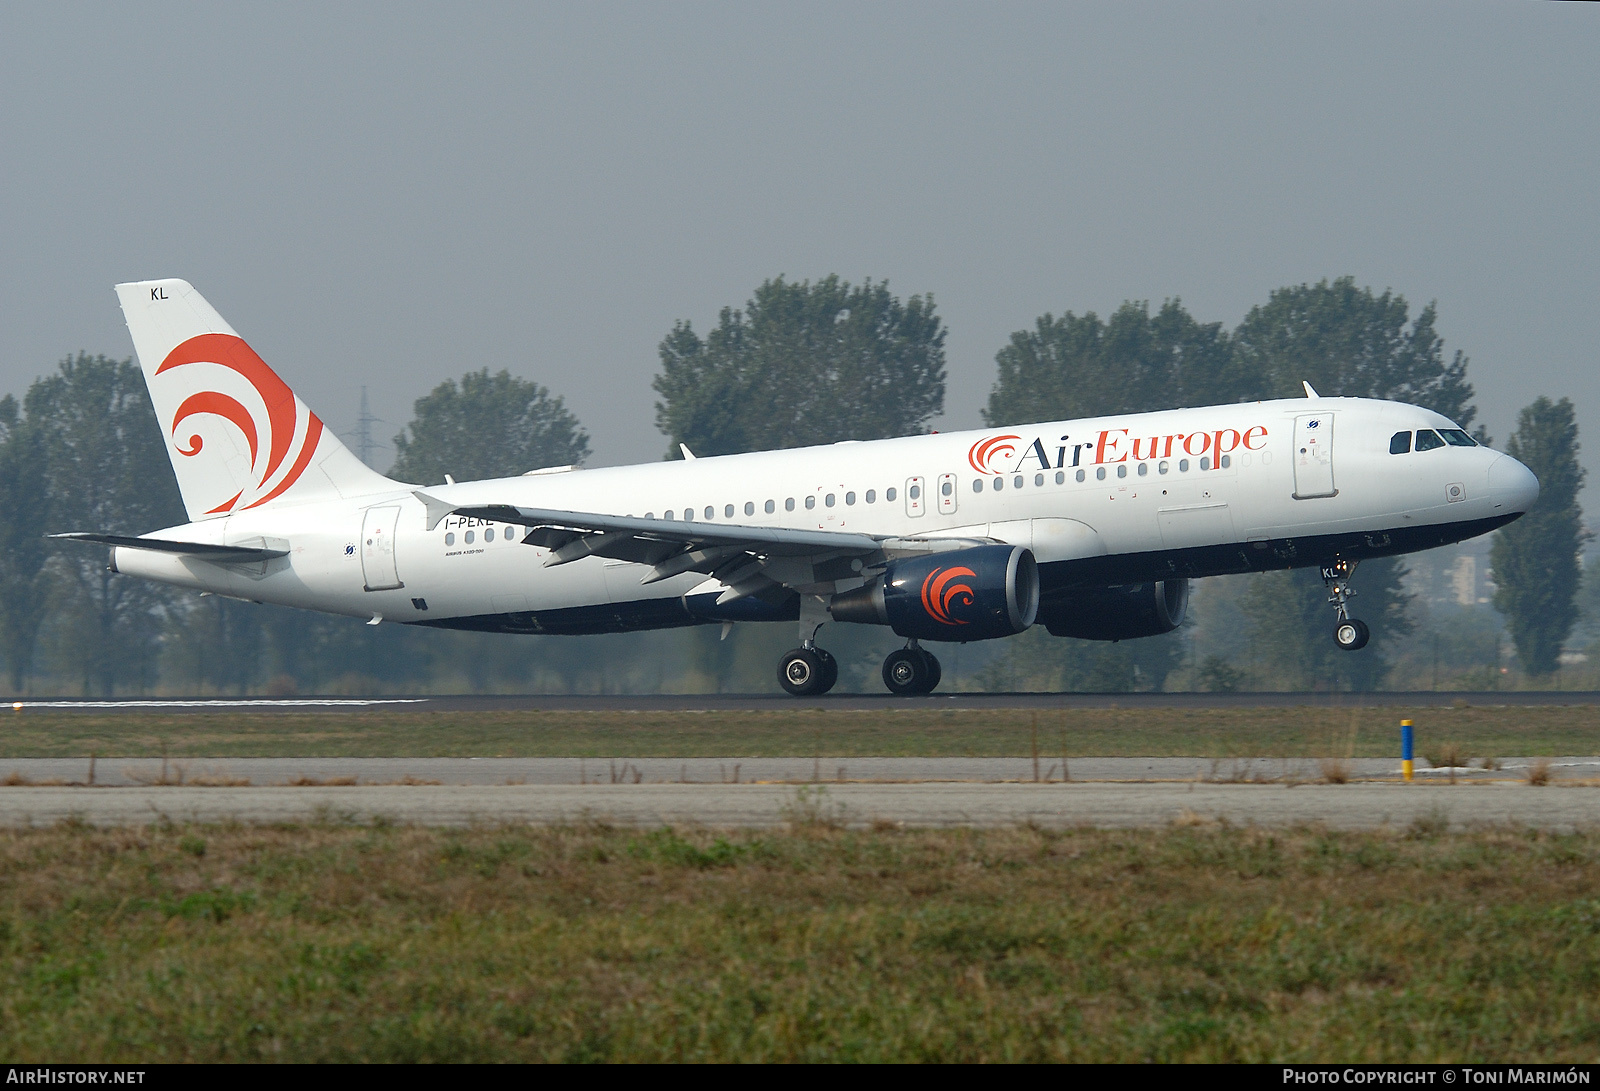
[2,2,1595,482]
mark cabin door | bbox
[1292,413,1337,499]
[361,505,404,591]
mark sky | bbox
[1,2,1596,483]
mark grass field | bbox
[1,704,1596,759]
[1,818,1597,1062]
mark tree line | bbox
[0,276,1584,694]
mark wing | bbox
[425,493,982,605]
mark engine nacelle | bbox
[830,544,1039,642]
[1037,579,1190,641]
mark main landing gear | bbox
[882,641,942,696]
[778,644,838,697]
[1323,558,1370,651]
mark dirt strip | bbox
[0,781,1595,830]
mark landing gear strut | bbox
[882,640,942,695]
[1322,558,1370,651]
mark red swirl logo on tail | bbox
[968,434,1021,475]
[157,333,324,513]
[920,566,977,625]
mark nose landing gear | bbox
[882,640,942,695]
[1323,558,1370,651]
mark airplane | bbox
[55,279,1540,696]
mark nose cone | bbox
[1487,454,1540,514]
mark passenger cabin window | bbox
[1096,467,1106,480]
[484,528,495,542]
[886,487,898,501]
[805,496,816,510]
[1054,471,1064,484]
[1013,475,1023,489]
[445,532,455,546]
[1036,473,1045,486]
[940,480,953,497]
[744,502,754,516]
[1440,429,1477,447]
[825,493,836,507]
[705,506,715,520]
[785,498,795,511]
[1390,431,1412,454]
[1415,429,1446,452]
[764,500,774,513]
[1075,469,1085,482]
[464,530,475,544]
[866,489,876,503]
[845,492,855,505]
[725,504,735,518]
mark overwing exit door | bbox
[1292,413,1336,499]
[361,506,404,591]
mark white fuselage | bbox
[112,397,1535,634]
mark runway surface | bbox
[7,755,1600,786]
[10,691,1600,713]
[0,780,1595,830]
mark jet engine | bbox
[1036,579,1189,641]
[830,544,1039,642]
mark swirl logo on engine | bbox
[967,434,1021,475]
[920,566,977,625]
[156,333,325,514]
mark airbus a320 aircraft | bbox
[58,280,1540,696]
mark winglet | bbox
[679,443,696,461]
[1303,381,1321,398]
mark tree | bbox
[1491,397,1586,675]
[654,275,946,457]
[1241,564,1413,691]
[0,397,52,691]
[390,368,590,485]
[1232,277,1478,429]
[30,354,186,694]
[984,299,1241,426]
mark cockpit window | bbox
[1414,429,1445,452]
[1389,431,1412,454]
[1439,428,1477,447]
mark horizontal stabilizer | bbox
[49,533,289,564]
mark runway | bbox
[10,691,1600,713]
[0,780,1594,831]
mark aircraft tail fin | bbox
[115,279,397,520]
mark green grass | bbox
[1,820,1598,1061]
[0,704,1595,758]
